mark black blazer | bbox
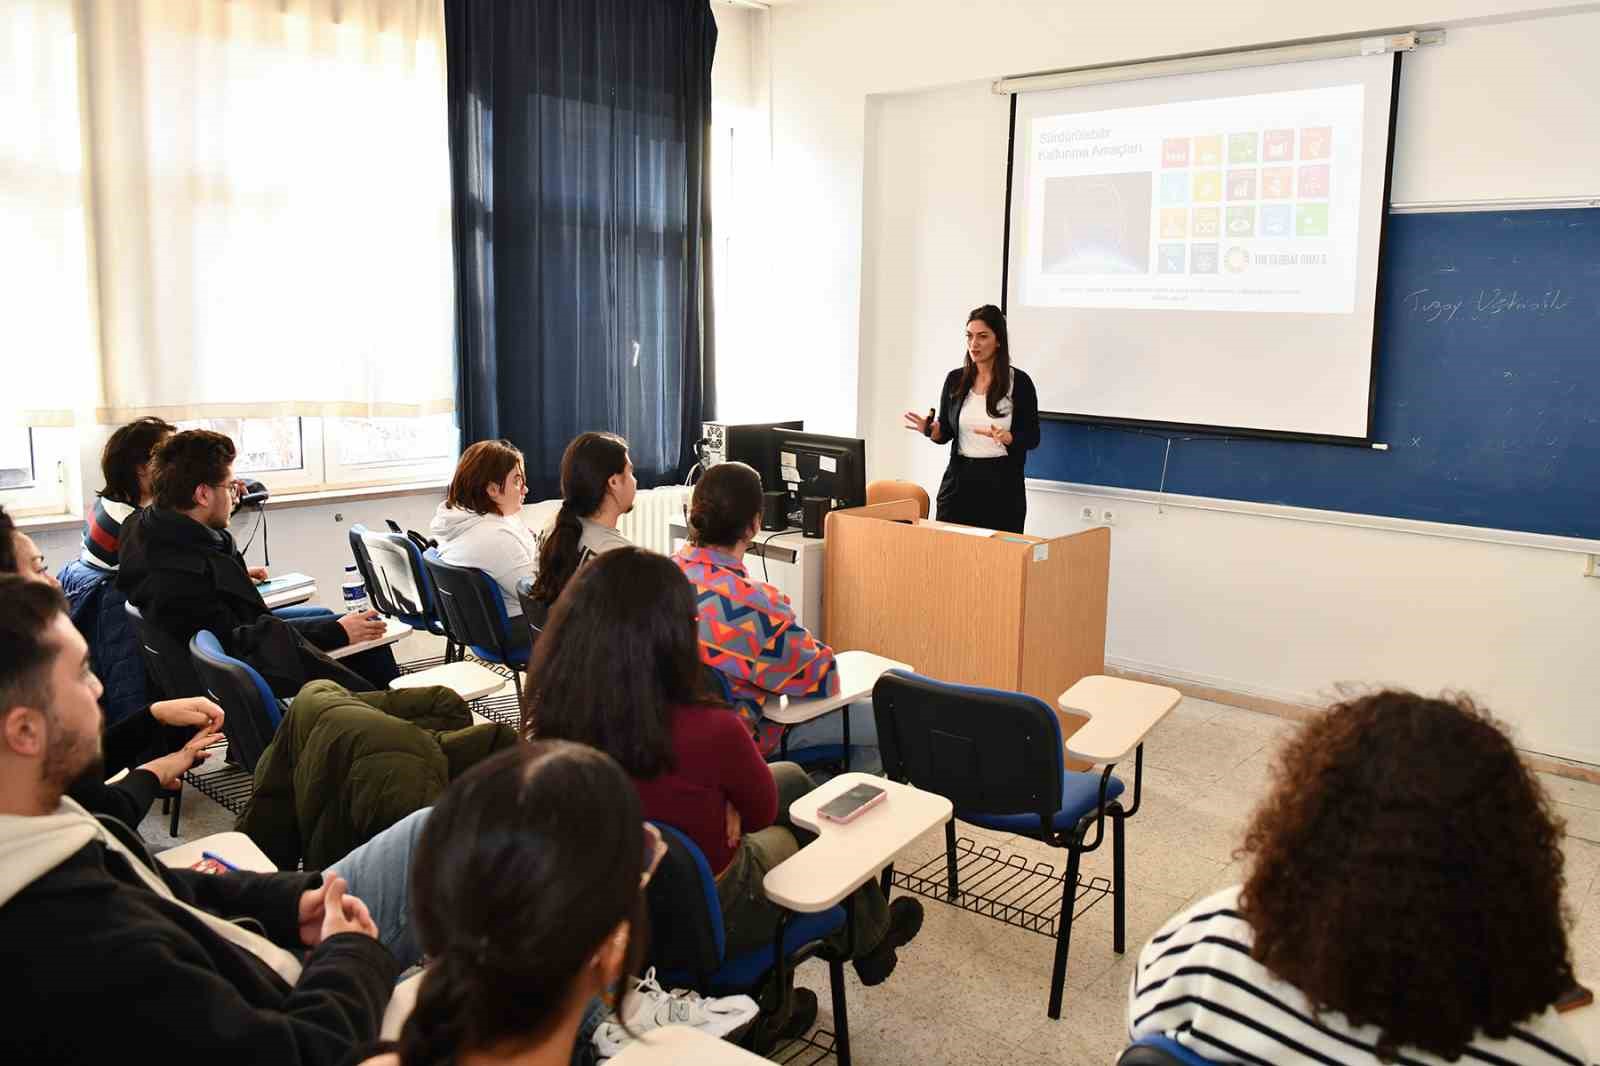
[932,366,1041,467]
[0,813,398,1065]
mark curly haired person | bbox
[1130,690,1583,1065]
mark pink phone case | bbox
[819,789,888,824]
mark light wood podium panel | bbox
[823,504,1109,764]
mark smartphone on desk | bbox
[817,783,886,824]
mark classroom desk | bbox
[763,773,952,1066]
[1057,675,1182,765]
[389,659,508,702]
[608,1026,769,1065]
[156,831,276,873]
[327,616,412,660]
[763,649,911,764]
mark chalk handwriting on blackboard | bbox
[1401,287,1571,324]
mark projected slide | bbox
[1019,84,1365,314]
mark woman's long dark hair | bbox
[396,742,648,1066]
[530,432,630,604]
[522,547,709,778]
[100,417,176,506]
[951,304,1013,419]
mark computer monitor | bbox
[773,431,867,521]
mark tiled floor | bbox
[140,693,1600,1065]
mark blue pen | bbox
[201,851,238,871]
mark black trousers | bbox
[935,455,1027,534]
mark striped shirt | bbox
[1130,887,1587,1066]
[79,498,138,571]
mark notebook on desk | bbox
[254,572,314,596]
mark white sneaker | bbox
[592,968,759,1058]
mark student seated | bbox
[0,575,431,1064]
[672,462,863,759]
[56,417,176,724]
[428,439,540,645]
[526,431,636,616]
[359,741,652,1066]
[525,548,924,1044]
[1,507,220,827]
[119,429,396,696]
[1130,690,1583,1065]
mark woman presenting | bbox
[902,304,1040,533]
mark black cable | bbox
[756,528,800,585]
[240,503,266,559]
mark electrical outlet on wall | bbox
[1101,508,1117,525]
[1585,554,1599,578]
[1080,505,1096,522]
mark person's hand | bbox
[724,802,742,849]
[902,410,930,433]
[337,610,387,644]
[247,566,270,582]
[975,424,1014,447]
[150,697,225,732]
[298,875,379,947]
[139,719,222,789]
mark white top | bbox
[1130,886,1588,1066]
[956,375,1013,458]
[763,773,952,912]
[1058,675,1182,764]
[429,503,540,617]
[763,649,911,725]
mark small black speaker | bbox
[761,491,787,531]
[801,496,830,538]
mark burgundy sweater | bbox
[633,703,777,876]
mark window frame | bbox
[0,426,73,517]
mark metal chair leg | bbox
[829,955,852,1066]
[944,820,961,901]
[841,704,851,771]
[169,786,182,837]
[1048,840,1084,1019]
[880,862,894,901]
[1112,805,1126,954]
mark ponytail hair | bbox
[530,432,629,604]
[395,742,648,1066]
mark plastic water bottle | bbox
[342,564,371,615]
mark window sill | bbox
[256,479,449,512]
[16,513,83,534]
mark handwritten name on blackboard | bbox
[1400,287,1572,324]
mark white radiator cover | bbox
[615,486,694,556]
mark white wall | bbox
[774,0,1600,762]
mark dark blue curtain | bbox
[445,0,717,497]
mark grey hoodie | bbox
[428,503,541,616]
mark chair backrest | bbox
[643,822,725,981]
[872,669,1065,828]
[348,525,396,617]
[700,663,735,703]
[124,601,208,700]
[513,575,549,636]
[189,630,283,773]
[422,549,521,664]
[865,479,930,519]
[1117,1036,1222,1066]
[363,530,445,636]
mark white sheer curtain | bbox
[4,0,455,428]
[1,0,97,428]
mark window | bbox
[176,415,457,494]
[0,427,73,516]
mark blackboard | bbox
[1028,208,1600,539]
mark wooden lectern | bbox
[823,500,1110,752]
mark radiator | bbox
[616,486,693,555]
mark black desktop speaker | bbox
[761,491,787,531]
[801,496,830,539]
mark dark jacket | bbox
[932,366,1042,468]
[239,680,518,869]
[118,508,370,699]
[0,811,399,1065]
[69,767,164,829]
[59,558,149,726]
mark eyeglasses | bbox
[640,823,666,889]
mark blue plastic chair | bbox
[872,669,1141,1020]
[189,630,286,774]
[421,549,531,696]
[644,822,852,1061]
[361,528,462,662]
[1117,1035,1222,1066]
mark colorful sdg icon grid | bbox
[1157,125,1332,275]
